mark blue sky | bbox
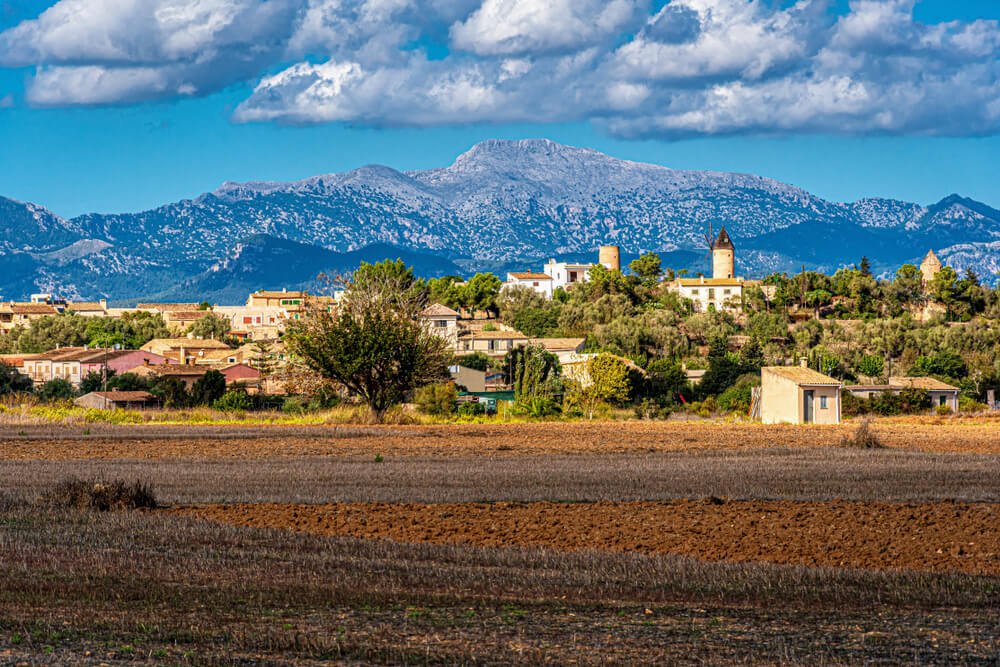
[1,0,999,218]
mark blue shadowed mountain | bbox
[1,140,998,301]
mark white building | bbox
[668,227,757,312]
[542,260,592,291]
[503,272,554,298]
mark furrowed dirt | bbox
[2,417,999,460]
[176,499,1000,575]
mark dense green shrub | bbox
[37,378,75,402]
[414,382,457,416]
[214,389,253,412]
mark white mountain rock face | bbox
[1,139,998,300]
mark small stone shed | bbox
[74,391,159,411]
[761,366,842,425]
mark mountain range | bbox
[2,139,999,304]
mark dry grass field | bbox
[1,417,998,664]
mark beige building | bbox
[847,376,960,413]
[761,366,842,425]
[420,303,461,347]
[667,228,757,312]
[0,302,59,332]
[503,272,554,298]
[140,338,233,364]
[449,365,486,392]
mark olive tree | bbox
[286,260,451,422]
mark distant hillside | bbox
[1,139,998,301]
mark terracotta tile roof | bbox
[164,311,210,321]
[251,290,307,299]
[674,278,748,287]
[91,391,156,402]
[764,366,842,386]
[65,302,106,312]
[419,303,460,318]
[532,337,586,351]
[6,303,58,315]
[142,338,232,350]
[467,330,529,340]
[136,303,201,312]
[508,272,552,281]
[889,376,959,391]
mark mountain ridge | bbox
[1,139,998,301]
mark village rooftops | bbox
[250,290,308,299]
[141,338,232,350]
[460,329,530,340]
[532,337,586,352]
[90,391,156,402]
[673,277,756,286]
[30,347,143,363]
[136,303,202,312]
[507,272,552,281]
[64,302,107,312]
[888,376,960,391]
[763,366,843,386]
[419,304,460,318]
[0,303,59,315]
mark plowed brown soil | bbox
[3,417,999,460]
[176,499,1000,575]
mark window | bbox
[723,289,731,296]
[708,288,716,299]
[243,317,253,324]
[435,320,447,328]
[939,395,947,407]
[820,396,828,409]
[532,282,539,287]
[691,289,699,296]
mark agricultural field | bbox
[1,418,998,664]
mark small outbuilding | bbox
[761,366,842,425]
[74,391,159,411]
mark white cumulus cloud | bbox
[2,0,1000,138]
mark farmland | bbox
[1,418,998,664]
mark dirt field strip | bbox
[175,499,1000,575]
[2,419,999,460]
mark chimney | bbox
[99,299,107,309]
[800,358,808,368]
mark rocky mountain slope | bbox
[1,140,998,302]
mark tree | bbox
[108,372,150,392]
[642,359,689,403]
[214,388,253,412]
[698,337,742,398]
[80,370,112,394]
[0,362,32,396]
[414,382,458,417]
[190,370,227,406]
[287,260,451,421]
[456,352,491,372]
[910,350,967,380]
[462,273,502,313]
[738,337,766,371]
[587,354,631,406]
[151,376,189,408]
[187,313,231,342]
[628,252,662,284]
[37,378,75,402]
[856,355,885,379]
[507,344,562,415]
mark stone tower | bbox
[598,245,621,272]
[712,227,735,280]
[920,249,942,286]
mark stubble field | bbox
[1,417,998,664]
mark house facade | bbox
[846,376,960,413]
[761,366,842,425]
[23,348,173,387]
[503,272,554,298]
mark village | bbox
[0,229,995,424]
